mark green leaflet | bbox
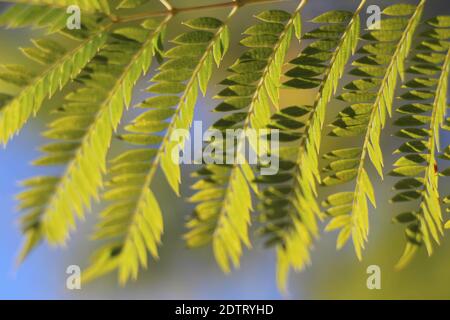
[17,21,168,261]
[259,0,364,291]
[186,3,306,277]
[427,16,450,28]
[310,10,352,24]
[83,14,232,285]
[322,0,425,260]
[0,27,109,145]
[391,23,450,270]
[383,4,416,16]
[184,17,224,31]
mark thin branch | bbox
[159,0,173,11]
[117,0,286,23]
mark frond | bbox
[0,23,110,145]
[16,20,167,261]
[256,106,315,288]
[186,3,307,274]
[82,13,232,285]
[0,3,68,31]
[321,1,425,260]
[257,1,364,291]
[391,18,450,270]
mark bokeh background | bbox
[1,0,450,299]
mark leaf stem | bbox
[159,0,173,11]
[116,0,287,23]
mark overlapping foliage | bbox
[256,1,365,290]
[17,19,167,261]
[0,0,449,291]
[186,3,305,274]
[84,13,232,284]
[390,19,450,269]
[321,1,425,260]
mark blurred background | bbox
[1,0,450,300]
